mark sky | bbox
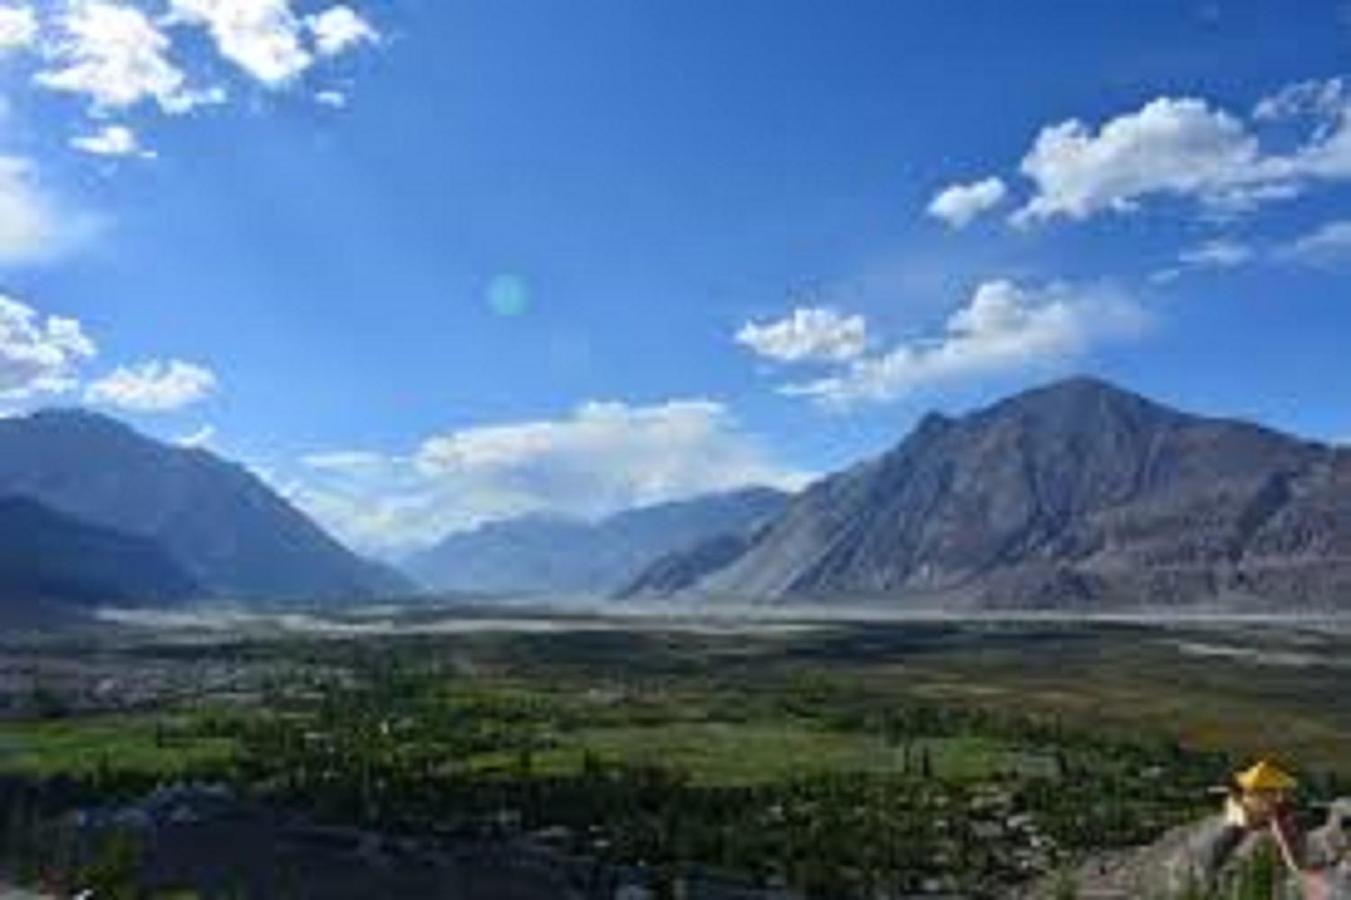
[2,0,1351,557]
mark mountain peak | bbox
[971,376,1173,434]
[25,406,137,432]
[675,378,1344,609]
[999,375,1152,410]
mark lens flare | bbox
[487,274,531,317]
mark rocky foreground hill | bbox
[623,377,1351,610]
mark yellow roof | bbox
[1236,759,1297,792]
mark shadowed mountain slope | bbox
[0,410,411,602]
[0,496,199,617]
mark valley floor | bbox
[0,609,1348,898]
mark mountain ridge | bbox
[405,487,791,595]
[0,408,412,602]
[628,377,1351,610]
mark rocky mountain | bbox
[0,496,199,619]
[404,487,790,595]
[616,532,759,598]
[0,410,412,602]
[635,378,1351,610]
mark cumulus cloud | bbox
[35,1,216,114]
[84,358,217,412]
[165,1,379,87]
[0,4,36,51]
[1011,98,1270,225]
[926,177,1007,228]
[168,0,311,86]
[781,280,1148,407]
[70,124,155,159]
[735,307,867,363]
[0,294,96,400]
[934,80,1351,227]
[306,6,378,57]
[284,399,809,554]
[26,0,378,136]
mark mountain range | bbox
[404,487,789,595]
[623,377,1351,611]
[0,409,410,609]
[5,377,1351,617]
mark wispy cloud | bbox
[70,124,156,159]
[85,359,218,412]
[1177,238,1255,269]
[0,156,100,264]
[1272,219,1351,267]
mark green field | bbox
[0,714,236,778]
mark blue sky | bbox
[2,0,1350,554]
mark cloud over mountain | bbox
[283,399,810,555]
[747,281,1147,408]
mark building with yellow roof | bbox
[1236,759,1298,794]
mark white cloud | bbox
[1273,219,1351,267]
[926,177,1007,228]
[1004,83,1351,226]
[0,294,96,400]
[0,4,36,51]
[314,88,346,108]
[177,423,216,447]
[1012,98,1266,225]
[301,449,388,473]
[1178,238,1254,269]
[35,1,213,114]
[169,0,311,86]
[306,6,377,57]
[735,307,867,363]
[1253,78,1346,125]
[0,156,81,264]
[69,124,155,159]
[284,400,809,554]
[84,358,217,412]
[782,280,1148,407]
